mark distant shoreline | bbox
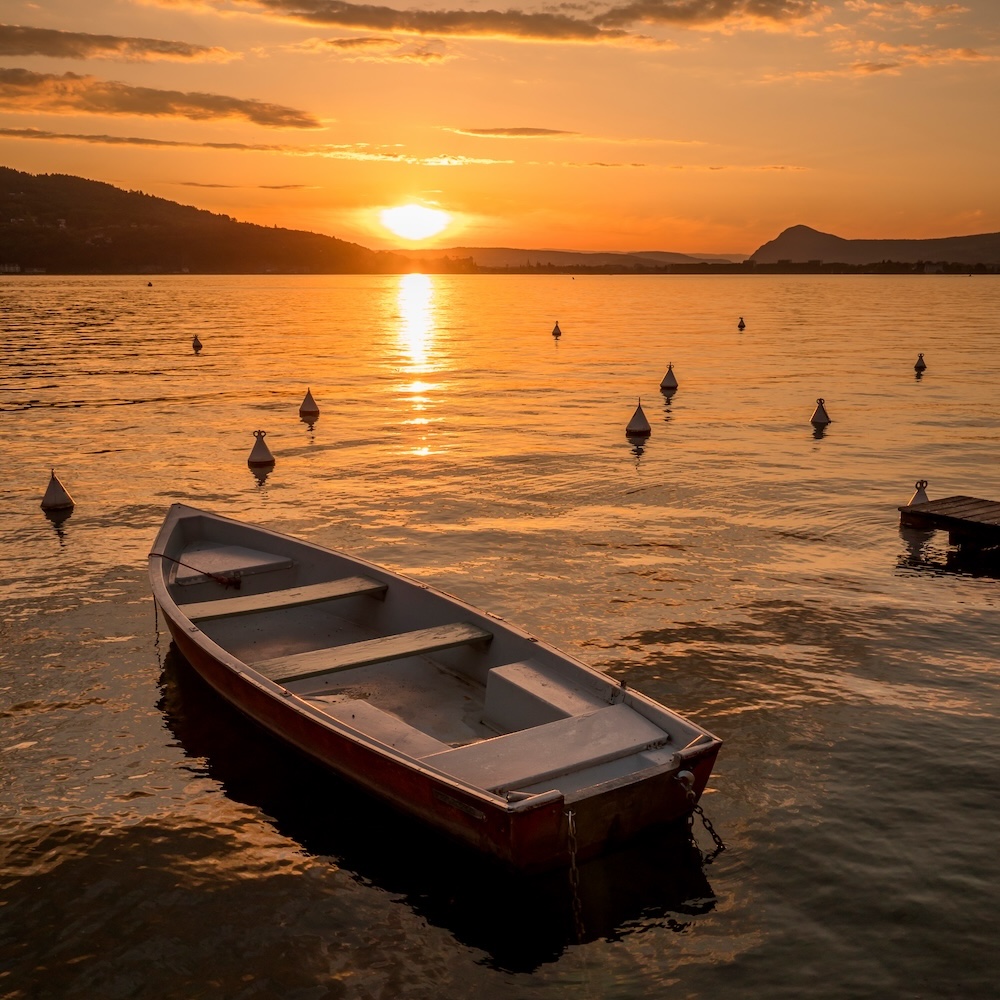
[2,263,996,276]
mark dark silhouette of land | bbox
[751,224,1000,270]
[0,166,421,275]
[1,167,997,275]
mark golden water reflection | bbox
[396,274,439,456]
[397,273,434,371]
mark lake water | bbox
[2,273,998,998]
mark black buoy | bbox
[914,353,927,373]
[810,398,831,427]
[625,398,651,438]
[552,321,562,338]
[40,469,74,511]
[737,316,746,331]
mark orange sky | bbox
[1,1,998,254]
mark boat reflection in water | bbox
[157,649,717,973]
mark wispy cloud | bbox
[233,0,633,42]
[842,1,970,26]
[448,126,580,138]
[849,38,993,65]
[0,23,235,61]
[511,156,805,169]
[180,180,314,187]
[0,68,321,127]
[0,126,511,164]
[594,0,829,31]
[445,125,707,146]
[767,36,996,79]
[294,34,450,60]
[143,0,834,43]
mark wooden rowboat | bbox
[149,503,722,872]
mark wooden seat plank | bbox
[421,704,667,792]
[254,621,493,684]
[310,698,449,757]
[181,575,387,622]
[171,543,293,585]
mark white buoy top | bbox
[810,398,831,426]
[40,469,74,510]
[299,387,320,417]
[248,429,275,468]
[908,479,929,505]
[660,363,678,391]
[626,398,651,437]
[914,353,926,372]
[552,321,562,337]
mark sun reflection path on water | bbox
[396,273,440,456]
[397,272,434,370]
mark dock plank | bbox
[254,621,493,684]
[899,495,1000,543]
[180,575,387,622]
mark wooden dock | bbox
[898,495,1000,549]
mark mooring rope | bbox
[148,551,241,589]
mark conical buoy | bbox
[299,388,320,418]
[810,398,831,427]
[40,469,74,511]
[192,334,202,353]
[914,353,926,372]
[552,321,562,338]
[908,480,929,505]
[626,398,651,437]
[737,316,746,331]
[659,363,678,393]
[247,429,275,468]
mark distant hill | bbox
[391,246,724,269]
[751,224,1000,266]
[0,166,419,275]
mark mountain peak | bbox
[751,225,1000,265]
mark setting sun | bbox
[380,204,451,242]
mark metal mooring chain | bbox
[689,802,726,862]
[679,770,726,864]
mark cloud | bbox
[447,126,580,137]
[593,0,830,31]
[854,39,993,65]
[144,0,833,43]
[842,1,970,25]
[0,68,321,127]
[295,34,450,60]
[0,23,235,61]
[180,180,313,187]
[0,126,511,164]
[239,0,632,42]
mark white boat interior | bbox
[167,533,711,800]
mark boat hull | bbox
[151,504,721,872]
